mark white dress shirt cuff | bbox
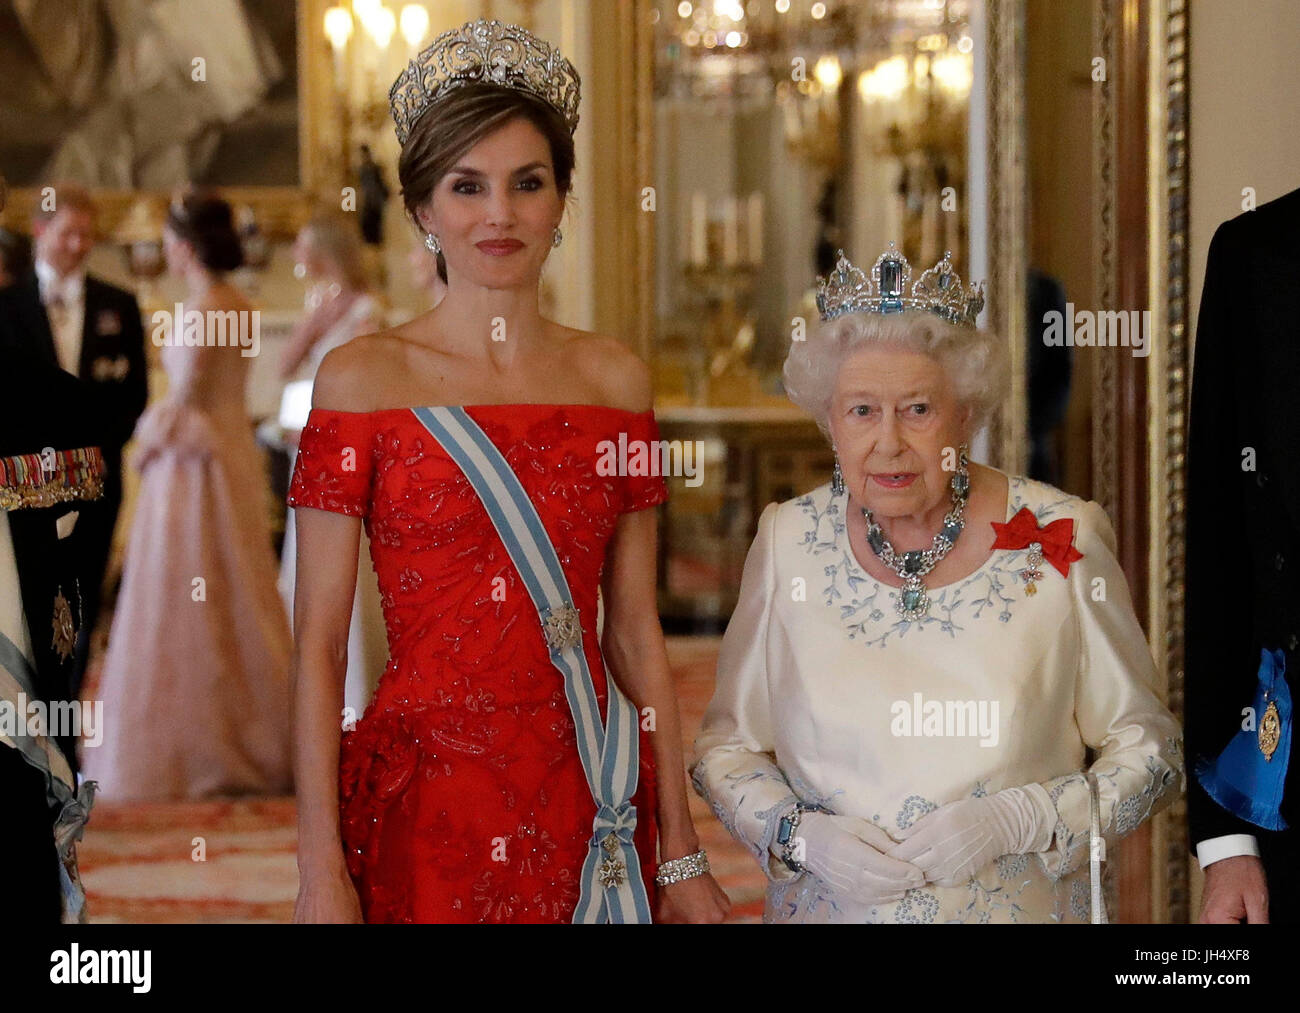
[1195,833,1260,869]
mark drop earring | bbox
[425,233,441,255]
[831,455,845,496]
[552,227,563,248]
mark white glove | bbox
[785,812,926,906]
[886,785,1058,888]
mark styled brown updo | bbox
[398,83,576,284]
[166,188,243,273]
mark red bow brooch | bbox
[990,507,1084,595]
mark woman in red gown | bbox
[289,19,729,924]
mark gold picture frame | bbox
[0,0,337,242]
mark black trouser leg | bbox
[0,744,61,923]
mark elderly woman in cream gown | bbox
[691,247,1183,923]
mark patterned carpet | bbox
[76,636,768,923]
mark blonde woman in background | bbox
[279,214,384,382]
[277,213,386,719]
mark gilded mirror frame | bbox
[617,0,1029,468]
[1146,0,1190,925]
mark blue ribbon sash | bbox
[411,407,652,923]
[1195,647,1292,831]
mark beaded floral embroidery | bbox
[797,477,1078,647]
[288,406,668,922]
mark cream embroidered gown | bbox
[691,473,1184,923]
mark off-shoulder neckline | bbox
[307,403,655,417]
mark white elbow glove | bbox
[886,785,1058,888]
[788,812,927,905]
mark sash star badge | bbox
[598,867,626,893]
[52,586,77,661]
[598,832,627,889]
[541,602,581,652]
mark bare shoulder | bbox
[311,328,406,412]
[558,329,653,412]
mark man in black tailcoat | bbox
[0,184,148,695]
[0,347,104,922]
[1187,187,1300,923]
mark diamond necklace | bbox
[858,449,970,621]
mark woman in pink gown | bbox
[82,190,292,801]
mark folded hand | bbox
[887,787,1054,888]
[796,812,926,905]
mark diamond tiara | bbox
[389,18,581,147]
[815,243,986,328]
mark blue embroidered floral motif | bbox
[796,477,1069,646]
[1113,755,1180,834]
[1070,879,1090,920]
[767,871,844,924]
[797,493,844,561]
[948,876,1031,924]
[896,794,938,831]
[894,888,940,923]
[786,772,846,813]
[1114,793,1144,834]
[692,762,796,868]
[1041,754,1181,880]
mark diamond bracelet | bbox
[655,849,710,887]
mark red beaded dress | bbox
[287,403,667,923]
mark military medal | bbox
[991,508,1086,592]
[1259,697,1281,761]
[51,586,77,661]
[0,446,105,510]
[1020,541,1045,596]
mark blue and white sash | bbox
[412,407,652,923]
[0,631,96,923]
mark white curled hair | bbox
[782,310,1010,440]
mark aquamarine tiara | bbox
[815,244,985,328]
[389,18,581,147]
